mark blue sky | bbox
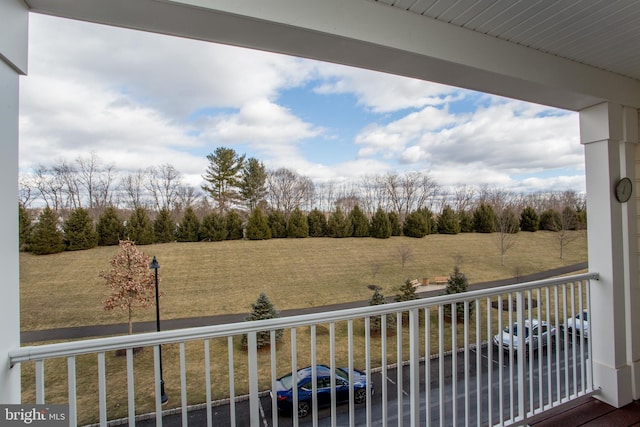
[18,14,585,194]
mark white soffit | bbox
[23,0,640,111]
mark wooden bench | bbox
[409,279,421,287]
[433,276,448,285]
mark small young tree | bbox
[242,292,283,349]
[396,244,415,274]
[29,206,65,255]
[63,208,99,251]
[287,207,309,238]
[97,206,124,246]
[246,207,271,240]
[153,208,175,243]
[443,266,472,320]
[395,279,419,302]
[370,207,391,239]
[369,288,395,333]
[100,240,158,334]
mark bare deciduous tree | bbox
[266,168,314,217]
[147,163,183,211]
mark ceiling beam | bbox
[25,0,640,111]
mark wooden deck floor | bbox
[529,398,640,426]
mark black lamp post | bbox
[150,256,168,404]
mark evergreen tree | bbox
[287,207,309,238]
[239,157,267,210]
[125,207,155,245]
[498,208,520,234]
[241,293,283,349]
[520,206,539,232]
[539,209,561,231]
[63,208,99,251]
[369,288,395,332]
[267,210,288,238]
[153,208,175,243]
[443,266,473,320]
[200,211,228,241]
[348,205,370,237]
[388,212,402,236]
[327,207,350,238]
[176,207,201,242]
[201,147,246,213]
[473,203,497,233]
[437,206,460,235]
[370,207,392,239]
[30,207,65,255]
[226,211,244,240]
[459,210,474,233]
[19,204,31,251]
[395,279,419,302]
[307,208,327,237]
[403,210,429,238]
[246,207,271,240]
[96,206,124,246]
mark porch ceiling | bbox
[22,0,640,111]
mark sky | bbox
[18,14,585,195]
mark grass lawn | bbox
[20,231,587,332]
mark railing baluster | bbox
[554,285,561,406]
[464,301,469,427]
[154,346,163,427]
[228,336,236,427]
[382,315,388,427]
[516,292,526,424]
[270,332,278,427]
[204,340,213,427]
[562,284,569,403]
[424,307,430,426]
[528,290,534,415]
[487,297,493,427]
[578,282,585,394]
[397,311,403,427]
[126,348,135,427]
[475,299,481,427]
[365,317,372,427]
[570,283,577,398]
[311,325,318,427]
[330,322,336,427]
[438,305,444,427]
[497,294,504,426]
[586,280,594,391]
[452,302,457,427]
[35,359,44,404]
[247,332,259,427]
[409,308,420,427]
[98,352,107,426]
[68,356,77,427]
[545,287,552,411]
[180,342,188,426]
[291,327,298,427]
[348,319,355,427]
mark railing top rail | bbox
[10,272,597,364]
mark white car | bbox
[565,310,589,339]
[493,319,556,354]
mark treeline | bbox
[19,198,586,255]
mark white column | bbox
[0,0,28,404]
[581,102,639,407]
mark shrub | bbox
[473,203,496,233]
[268,210,288,238]
[97,207,124,246]
[307,208,327,237]
[348,205,370,237]
[29,206,65,255]
[200,211,228,241]
[370,207,392,239]
[287,207,309,238]
[403,210,429,238]
[19,204,31,251]
[520,206,539,232]
[176,207,200,242]
[437,206,460,234]
[459,210,474,233]
[246,207,271,240]
[539,209,561,231]
[369,288,395,332]
[63,208,99,251]
[443,266,473,320]
[153,208,175,243]
[327,207,350,238]
[388,212,402,236]
[226,211,244,240]
[125,207,154,245]
[395,279,419,302]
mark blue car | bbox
[273,364,372,417]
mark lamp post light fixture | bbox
[149,256,168,404]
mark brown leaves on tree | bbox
[100,240,158,334]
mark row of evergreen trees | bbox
[19,202,584,255]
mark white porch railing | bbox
[9,273,598,427]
